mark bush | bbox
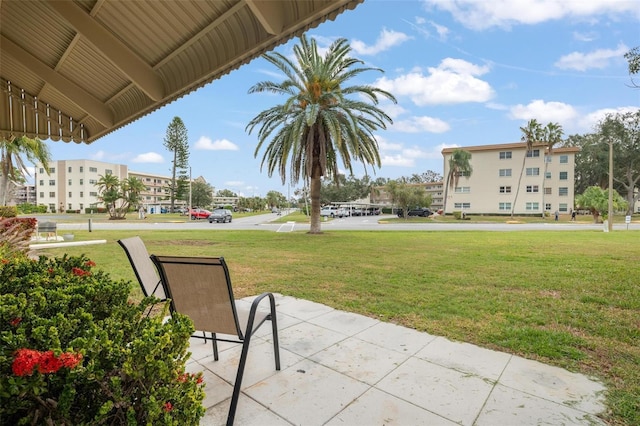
[0,254,205,425]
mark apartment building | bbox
[371,181,444,211]
[442,142,580,215]
[35,160,179,213]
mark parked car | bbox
[190,208,211,220]
[208,208,232,223]
[320,206,339,217]
[398,207,432,217]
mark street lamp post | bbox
[189,166,192,210]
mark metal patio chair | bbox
[117,236,166,300]
[150,255,280,426]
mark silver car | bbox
[208,208,232,223]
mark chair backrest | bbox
[150,255,243,337]
[117,236,166,300]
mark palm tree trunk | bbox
[309,176,322,234]
[442,174,450,216]
[511,154,527,218]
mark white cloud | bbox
[376,58,494,105]
[376,135,403,151]
[429,21,450,40]
[91,150,106,160]
[224,181,244,187]
[509,99,578,124]
[577,106,640,133]
[393,116,450,133]
[194,136,239,151]
[381,154,415,167]
[572,31,597,42]
[554,43,629,71]
[131,152,163,163]
[422,0,640,30]
[351,28,412,56]
[380,101,408,119]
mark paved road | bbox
[42,212,640,232]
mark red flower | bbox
[1,258,8,264]
[177,373,189,383]
[85,260,96,267]
[48,268,54,274]
[38,351,63,374]
[196,375,203,384]
[10,317,22,326]
[58,352,83,369]
[72,267,90,277]
[12,349,41,376]
[163,402,173,412]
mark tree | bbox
[0,136,51,206]
[539,122,564,217]
[442,149,472,215]
[407,170,442,183]
[246,35,396,234]
[191,180,213,208]
[385,179,431,219]
[624,46,639,87]
[511,119,543,218]
[266,190,286,209]
[163,117,190,212]
[96,175,145,219]
[575,186,627,223]
[216,189,237,197]
[563,133,609,194]
[598,111,640,215]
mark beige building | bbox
[36,160,181,213]
[442,142,580,215]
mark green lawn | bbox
[41,229,639,425]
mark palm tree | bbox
[442,149,472,215]
[246,35,396,234]
[511,119,543,218]
[540,122,564,217]
[0,136,51,206]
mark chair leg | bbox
[211,332,219,361]
[227,336,252,426]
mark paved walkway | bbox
[186,295,606,425]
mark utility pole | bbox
[189,166,192,210]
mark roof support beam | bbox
[47,0,165,101]
[245,0,284,35]
[1,35,113,127]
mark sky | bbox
[41,0,640,198]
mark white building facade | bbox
[442,143,580,216]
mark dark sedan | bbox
[208,208,232,223]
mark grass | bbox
[40,229,639,425]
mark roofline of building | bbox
[441,143,580,154]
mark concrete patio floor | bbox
[185,294,606,426]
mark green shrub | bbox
[0,254,205,425]
[0,206,18,218]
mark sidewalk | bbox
[186,295,606,425]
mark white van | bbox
[320,206,339,217]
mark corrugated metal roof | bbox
[1,0,363,144]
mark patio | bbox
[186,294,606,425]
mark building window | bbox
[545,203,552,211]
[80,166,84,172]
[526,149,540,158]
[559,187,568,196]
[79,179,83,185]
[454,202,471,209]
[90,192,98,197]
[499,169,512,177]
[68,179,72,185]
[560,155,568,164]
[49,204,55,211]
[454,187,470,193]
[499,186,511,193]
[39,180,44,186]
[68,204,72,210]
[455,170,471,177]
[49,180,55,185]
[79,203,84,210]
[525,202,539,211]
[68,166,72,172]
[545,172,552,179]
[526,185,539,193]
[49,167,55,173]
[105,169,113,175]
[39,168,45,174]
[89,167,98,173]
[499,151,512,159]
[499,202,511,211]
[80,192,84,198]
[559,203,568,212]
[39,192,44,198]
[49,192,55,197]
[68,192,72,197]
[545,155,552,163]
[559,171,568,180]
[89,179,97,184]
[544,187,552,195]
[526,167,540,176]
